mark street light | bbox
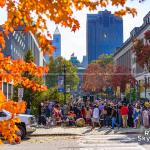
[144,64,148,99]
[64,64,67,104]
[129,80,132,104]
[135,80,139,100]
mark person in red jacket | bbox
[120,103,129,128]
[81,106,86,121]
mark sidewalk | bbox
[31,126,146,136]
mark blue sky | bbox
[0,1,150,62]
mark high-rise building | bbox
[86,10,123,64]
[81,56,88,68]
[44,26,61,63]
[52,26,61,58]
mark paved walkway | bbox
[77,134,148,150]
[3,132,149,150]
[31,126,146,136]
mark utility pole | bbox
[64,64,66,104]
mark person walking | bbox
[81,106,86,121]
[111,107,117,129]
[128,104,134,127]
[120,103,128,128]
[85,107,92,125]
[91,105,101,129]
[105,104,112,127]
[142,107,149,128]
[133,105,141,128]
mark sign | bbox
[18,88,24,98]
[58,76,64,92]
[66,85,70,93]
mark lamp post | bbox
[144,64,148,99]
[144,74,147,99]
[129,80,132,104]
[64,64,67,104]
[135,80,139,100]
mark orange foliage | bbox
[0,0,138,53]
[82,63,113,93]
[0,90,25,144]
[0,0,5,8]
[82,63,135,93]
[0,52,48,144]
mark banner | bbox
[140,80,145,93]
[125,83,130,95]
[116,86,120,97]
[58,76,64,92]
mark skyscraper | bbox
[86,10,123,64]
[44,26,61,63]
[52,26,61,58]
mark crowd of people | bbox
[38,97,150,129]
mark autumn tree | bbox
[13,50,47,114]
[82,63,103,93]
[82,55,114,94]
[82,54,135,95]
[133,30,150,71]
[111,65,135,93]
[0,53,48,144]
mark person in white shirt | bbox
[92,105,101,129]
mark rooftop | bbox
[54,26,60,35]
[114,11,150,56]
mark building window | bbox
[20,40,22,45]
[11,44,13,50]
[18,36,20,43]
[15,33,18,40]
[104,33,107,39]
[13,31,15,36]
[132,68,135,74]
[23,44,25,50]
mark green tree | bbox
[91,54,113,66]
[24,49,34,63]
[46,56,79,91]
[13,50,47,115]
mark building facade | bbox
[86,10,123,64]
[2,26,42,66]
[114,11,150,99]
[1,27,45,99]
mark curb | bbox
[30,133,83,137]
[118,132,142,135]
